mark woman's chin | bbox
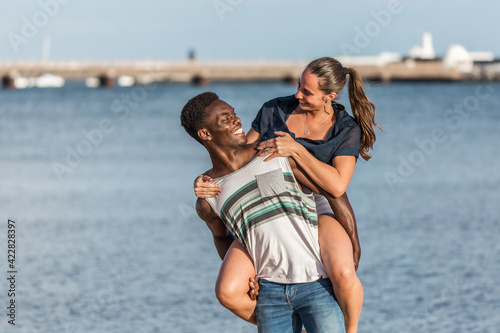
[298,102,310,110]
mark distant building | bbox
[408,32,436,60]
[337,52,402,66]
[443,44,473,73]
[469,51,495,63]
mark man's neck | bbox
[208,143,260,178]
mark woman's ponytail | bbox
[346,67,380,161]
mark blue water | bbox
[1,81,499,333]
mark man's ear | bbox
[197,128,211,142]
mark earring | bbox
[207,137,212,141]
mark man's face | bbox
[204,100,247,147]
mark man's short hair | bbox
[180,92,219,144]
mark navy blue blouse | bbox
[251,95,361,164]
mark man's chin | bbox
[235,133,247,144]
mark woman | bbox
[195,57,379,333]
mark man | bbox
[181,92,345,332]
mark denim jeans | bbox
[256,277,345,333]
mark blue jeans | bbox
[256,277,345,333]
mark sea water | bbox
[0,81,499,332]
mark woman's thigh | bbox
[318,214,354,269]
[216,240,256,296]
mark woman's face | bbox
[295,68,333,112]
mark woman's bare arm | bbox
[288,158,361,269]
[258,131,355,197]
[245,128,261,144]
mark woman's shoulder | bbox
[333,102,359,130]
[253,95,296,137]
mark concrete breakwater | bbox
[1,59,499,88]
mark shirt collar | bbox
[276,95,350,140]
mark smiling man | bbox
[180,92,345,333]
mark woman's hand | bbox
[257,131,302,161]
[194,174,221,198]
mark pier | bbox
[0,58,497,88]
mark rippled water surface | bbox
[1,81,499,332]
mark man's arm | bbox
[323,193,361,270]
[288,158,361,269]
[196,198,235,260]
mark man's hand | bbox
[248,277,259,300]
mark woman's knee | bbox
[215,280,232,307]
[331,265,357,290]
[215,278,243,308]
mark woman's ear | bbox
[197,128,212,142]
[326,92,337,102]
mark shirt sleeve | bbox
[333,125,361,160]
[251,99,280,140]
[251,105,265,134]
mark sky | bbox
[0,0,498,60]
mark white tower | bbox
[421,33,435,58]
[409,32,436,60]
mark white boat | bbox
[14,77,36,89]
[85,77,100,88]
[35,73,65,88]
[117,75,135,87]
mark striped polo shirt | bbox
[206,155,327,284]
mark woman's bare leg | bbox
[319,214,363,333]
[215,240,257,325]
